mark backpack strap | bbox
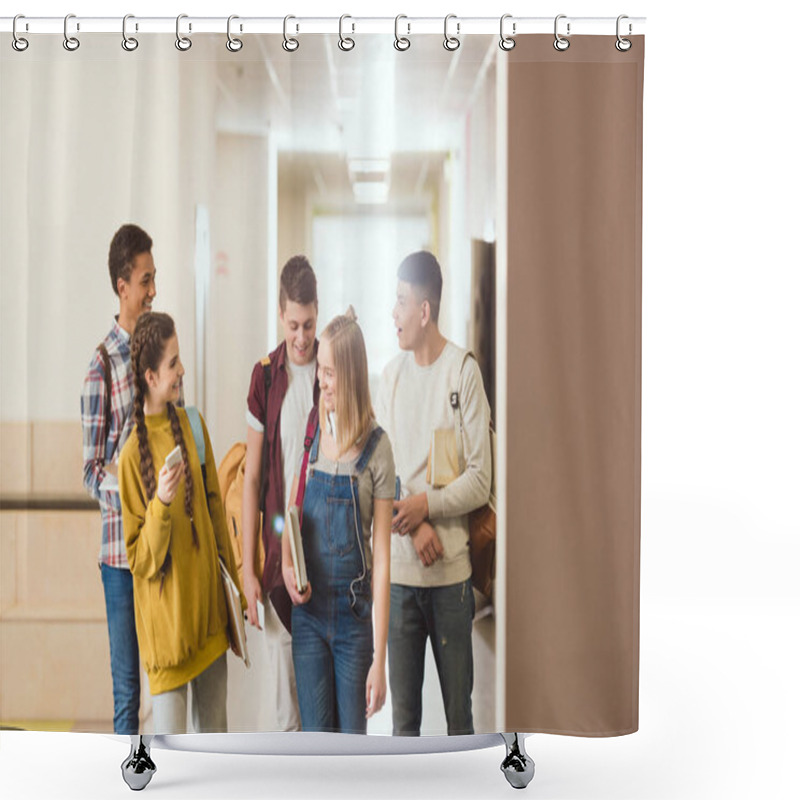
[258,357,272,512]
[295,405,319,528]
[97,343,113,455]
[450,351,477,475]
[451,351,496,504]
[185,405,205,466]
[185,405,210,510]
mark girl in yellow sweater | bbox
[119,312,243,734]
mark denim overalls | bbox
[291,423,383,734]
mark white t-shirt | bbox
[280,358,317,508]
[245,357,316,509]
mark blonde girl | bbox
[282,307,395,733]
[119,311,243,734]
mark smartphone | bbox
[257,599,266,629]
[393,475,401,514]
[164,445,182,471]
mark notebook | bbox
[219,557,250,668]
[287,505,308,594]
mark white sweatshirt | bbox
[376,341,492,587]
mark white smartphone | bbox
[164,445,183,471]
[257,599,266,628]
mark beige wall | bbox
[0,421,113,723]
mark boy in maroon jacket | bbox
[241,255,319,731]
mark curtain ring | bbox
[283,15,299,52]
[63,14,80,51]
[122,14,139,51]
[12,15,29,52]
[615,15,632,52]
[553,14,570,51]
[176,14,192,51]
[499,14,515,51]
[394,14,410,51]
[226,15,243,52]
[443,14,460,51]
[338,14,355,51]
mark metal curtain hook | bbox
[63,14,80,51]
[226,15,243,51]
[499,14,515,51]
[338,14,355,51]
[176,14,192,51]
[394,14,410,51]
[554,14,570,51]
[122,14,139,51]
[283,15,299,52]
[12,14,29,52]
[616,14,632,51]
[443,14,460,51]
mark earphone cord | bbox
[349,472,368,608]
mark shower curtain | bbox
[0,23,643,738]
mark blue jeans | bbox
[291,424,381,734]
[100,563,140,734]
[292,591,373,733]
[388,579,475,736]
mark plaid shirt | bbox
[81,319,135,568]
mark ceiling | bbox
[213,33,496,206]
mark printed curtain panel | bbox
[0,26,643,744]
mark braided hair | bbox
[130,312,198,549]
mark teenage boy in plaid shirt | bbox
[81,224,156,734]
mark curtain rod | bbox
[1,16,646,37]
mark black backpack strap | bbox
[97,343,113,452]
[258,357,272,512]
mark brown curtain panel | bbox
[505,35,644,735]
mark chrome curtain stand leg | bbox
[121,734,156,791]
[500,733,535,789]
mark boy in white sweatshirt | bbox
[376,251,492,736]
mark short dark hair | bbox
[108,224,153,296]
[397,251,443,323]
[279,255,318,310]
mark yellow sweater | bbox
[119,407,243,695]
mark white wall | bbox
[0,36,218,424]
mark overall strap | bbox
[309,419,321,464]
[354,425,384,475]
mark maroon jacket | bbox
[246,339,319,631]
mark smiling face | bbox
[317,336,337,415]
[280,300,317,366]
[392,280,427,352]
[118,252,156,330]
[145,334,184,409]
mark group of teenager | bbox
[81,224,492,737]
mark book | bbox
[287,505,308,594]
[427,428,461,488]
[218,557,250,668]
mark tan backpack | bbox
[218,441,266,589]
[218,355,272,588]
